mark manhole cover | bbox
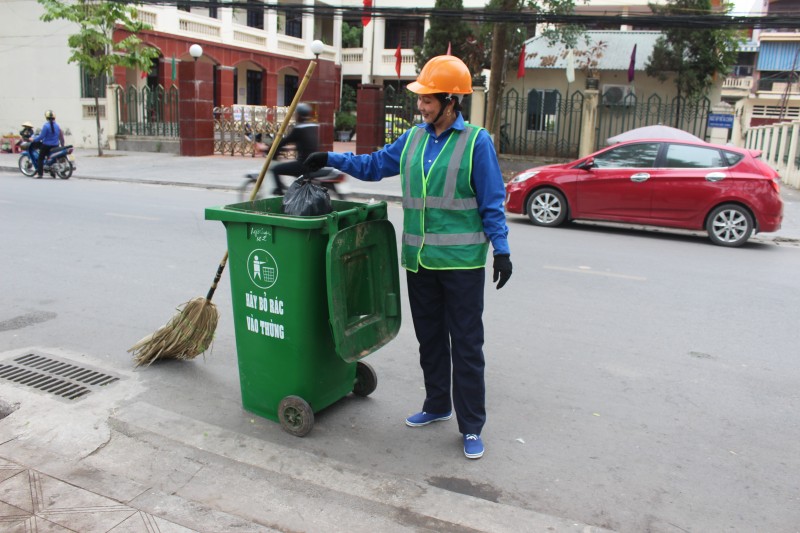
[0,352,121,401]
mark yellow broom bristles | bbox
[129,297,219,367]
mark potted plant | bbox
[574,40,607,89]
[334,111,356,142]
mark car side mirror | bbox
[579,157,595,170]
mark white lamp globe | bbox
[310,40,324,57]
[189,44,203,60]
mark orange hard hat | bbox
[407,55,473,96]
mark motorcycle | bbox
[17,140,76,179]
[240,165,350,202]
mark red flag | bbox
[446,42,452,55]
[361,0,372,27]
[517,46,525,79]
[627,44,637,83]
[395,43,402,77]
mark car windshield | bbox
[593,143,660,168]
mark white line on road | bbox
[543,265,647,281]
[105,212,160,221]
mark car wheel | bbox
[706,204,753,247]
[526,188,568,227]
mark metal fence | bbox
[499,88,585,159]
[115,85,180,137]
[595,93,711,149]
[745,119,800,188]
[384,85,421,145]
[213,105,291,156]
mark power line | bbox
[120,0,800,30]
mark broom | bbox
[130,61,318,367]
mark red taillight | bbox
[770,178,780,194]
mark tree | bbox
[38,0,160,156]
[414,0,473,71]
[484,0,585,148]
[645,0,743,124]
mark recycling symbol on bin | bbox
[247,249,278,290]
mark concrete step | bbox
[107,402,611,532]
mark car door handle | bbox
[705,172,726,182]
[630,173,650,182]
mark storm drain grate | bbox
[0,353,121,401]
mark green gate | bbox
[499,88,584,159]
[116,84,180,137]
[595,92,711,149]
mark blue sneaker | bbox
[405,411,452,427]
[463,434,484,459]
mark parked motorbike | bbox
[240,166,350,202]
[17,141,76,179]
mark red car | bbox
[505,139,784,247]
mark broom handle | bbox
[205,60,318,303]
[249,61,318,201]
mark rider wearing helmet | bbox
[31,110,65,178]
[303,55,511,460]
[268,102,319,195]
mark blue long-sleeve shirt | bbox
[33,121,63,147]
[327,114,510,256]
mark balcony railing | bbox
[722,77,754,91]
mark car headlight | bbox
[510,170,540,183]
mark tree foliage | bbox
[645,0,743,103]
[414,0,473,71]
[38,0,159,156]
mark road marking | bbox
[543,265,647,281]
[105,212,160,221]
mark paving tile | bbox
[111,511,199,533]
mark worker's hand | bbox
[303,152,328,173]
[492,254,512,289]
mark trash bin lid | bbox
[326,220,401,363]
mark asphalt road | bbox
[2,175,800,532]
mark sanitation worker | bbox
[303,55,511,460]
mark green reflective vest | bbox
[399,124,489,272]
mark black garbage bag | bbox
[282,177,333,216]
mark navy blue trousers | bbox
[407,266,486,435]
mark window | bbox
[384,20,424,48]
[247,0,264,29]
[723,150,744,166]
[246,70,263,106]
[80,67,107,99]
[593,143,660,168]
[177,0,190,12]
[527,90,559,132]
[283,11,302,38]
[209,0,218,18]
[664,144,724,168]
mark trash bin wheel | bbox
[278,395,314,437]
[353,361,378,397]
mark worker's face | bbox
[417,94,443,124]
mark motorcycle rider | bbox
[268,102,319,195]
[30,110,65,178]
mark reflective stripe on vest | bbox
[399,124,489,272]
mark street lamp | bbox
[189,44,203,62]
[310,40,324,60]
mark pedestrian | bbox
[303,55,512,460]
[269,102,319,195]
[30,110,65,178]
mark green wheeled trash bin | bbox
[205,198,401,436]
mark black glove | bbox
[492,254,512,290]
[303,152,328,173]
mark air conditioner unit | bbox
[602,84,634,106]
